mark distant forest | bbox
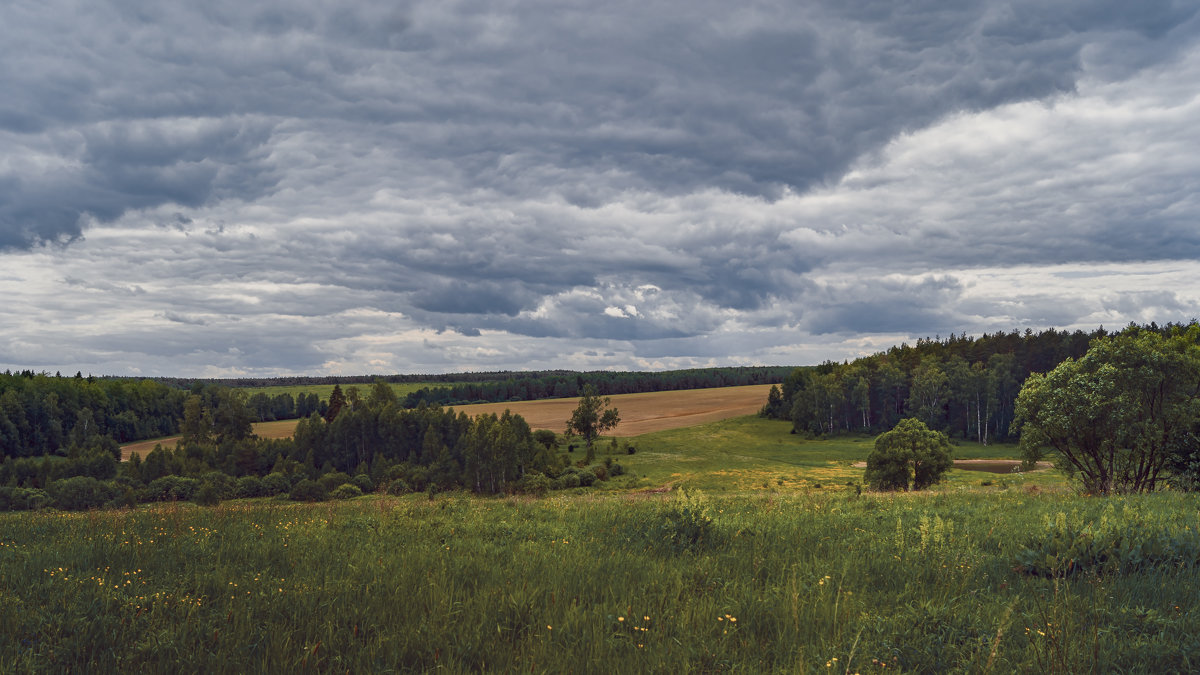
[0,367,789,459]
[761,323,1197,443]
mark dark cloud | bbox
[0,1,1197,374]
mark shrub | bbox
[0,486,51,511]
[194,481,221,506]
[142,476,200,502]
[289,479,328,502]
[386,478,410,496]
[561,472,581,489]
[318,471,352,492]
[649,488,720,554]
[592,465,608,481]
[261,473,291,496]
[518,472,551,496]
[48,476,120,511]
[865,418,953,491]
[234,476,265,499]
[352,474,374,494]
[577,469,596,487]
[331,484,363,500]
[200,471,236,499]
[1015,508,1200,577]
[627,445,636,455]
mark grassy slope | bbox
[2,492,1198,672]
[613,416,1065,493]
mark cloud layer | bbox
[1,1,1198,375]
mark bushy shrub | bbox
[352,474,374,494]
[331,484,363,499]
[318,471,352,492]
[386,478,410,496]
[0,486,51,511]
[592,465,608,481]
[1016,508,1200,577]
[289,479,328,502]
[866,418,953,491]
[577,469,596,487]
[518,472,551,496]
[560,472,581,489]
[48,476,120,511]
[261,473,291,496]
[142,476,200,502]
[609,462,625,477]
[234,475,265,499]
[194,481,221,506]
[200,471,236,499]
[648,488,720,554]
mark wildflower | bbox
[618,616,624,622]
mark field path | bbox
[120,384,774,459]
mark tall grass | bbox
[3,490,1198,672]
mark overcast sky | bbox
[2,1,1199,377]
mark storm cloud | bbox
[1,1,1198,375]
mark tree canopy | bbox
[565,385,620,457]
[1016,327,1200,495]
[865,418,953,491]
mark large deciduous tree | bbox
[1015,328,1200,495]
[865,418,953,491]
[566,384,620,461]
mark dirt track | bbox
[120,384,774,460]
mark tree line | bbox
[399,366,790,408]
[761,327,1122,441]
[1,380,627,511]
[159,366,790,393]
[0,371,185,458]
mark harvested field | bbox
[447,384,774,436]
[119,385,774,459]
[120,419,309,460]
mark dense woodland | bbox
[397,366,791,408]
[160,366,789,394]
[0,372,184,457]
[761,324,1195,442]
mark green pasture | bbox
[600,416,1066,494]
[2,490,1198,672]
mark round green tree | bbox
[865,418,953,491]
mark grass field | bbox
[8,416,1200,671]
[606,415,1062,493]
[119,384,775,460]
[3,488,1198,672]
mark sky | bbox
[2,0,1199,377]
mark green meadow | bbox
[3,417,1199,672]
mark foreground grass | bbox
[2,490,1198,673]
